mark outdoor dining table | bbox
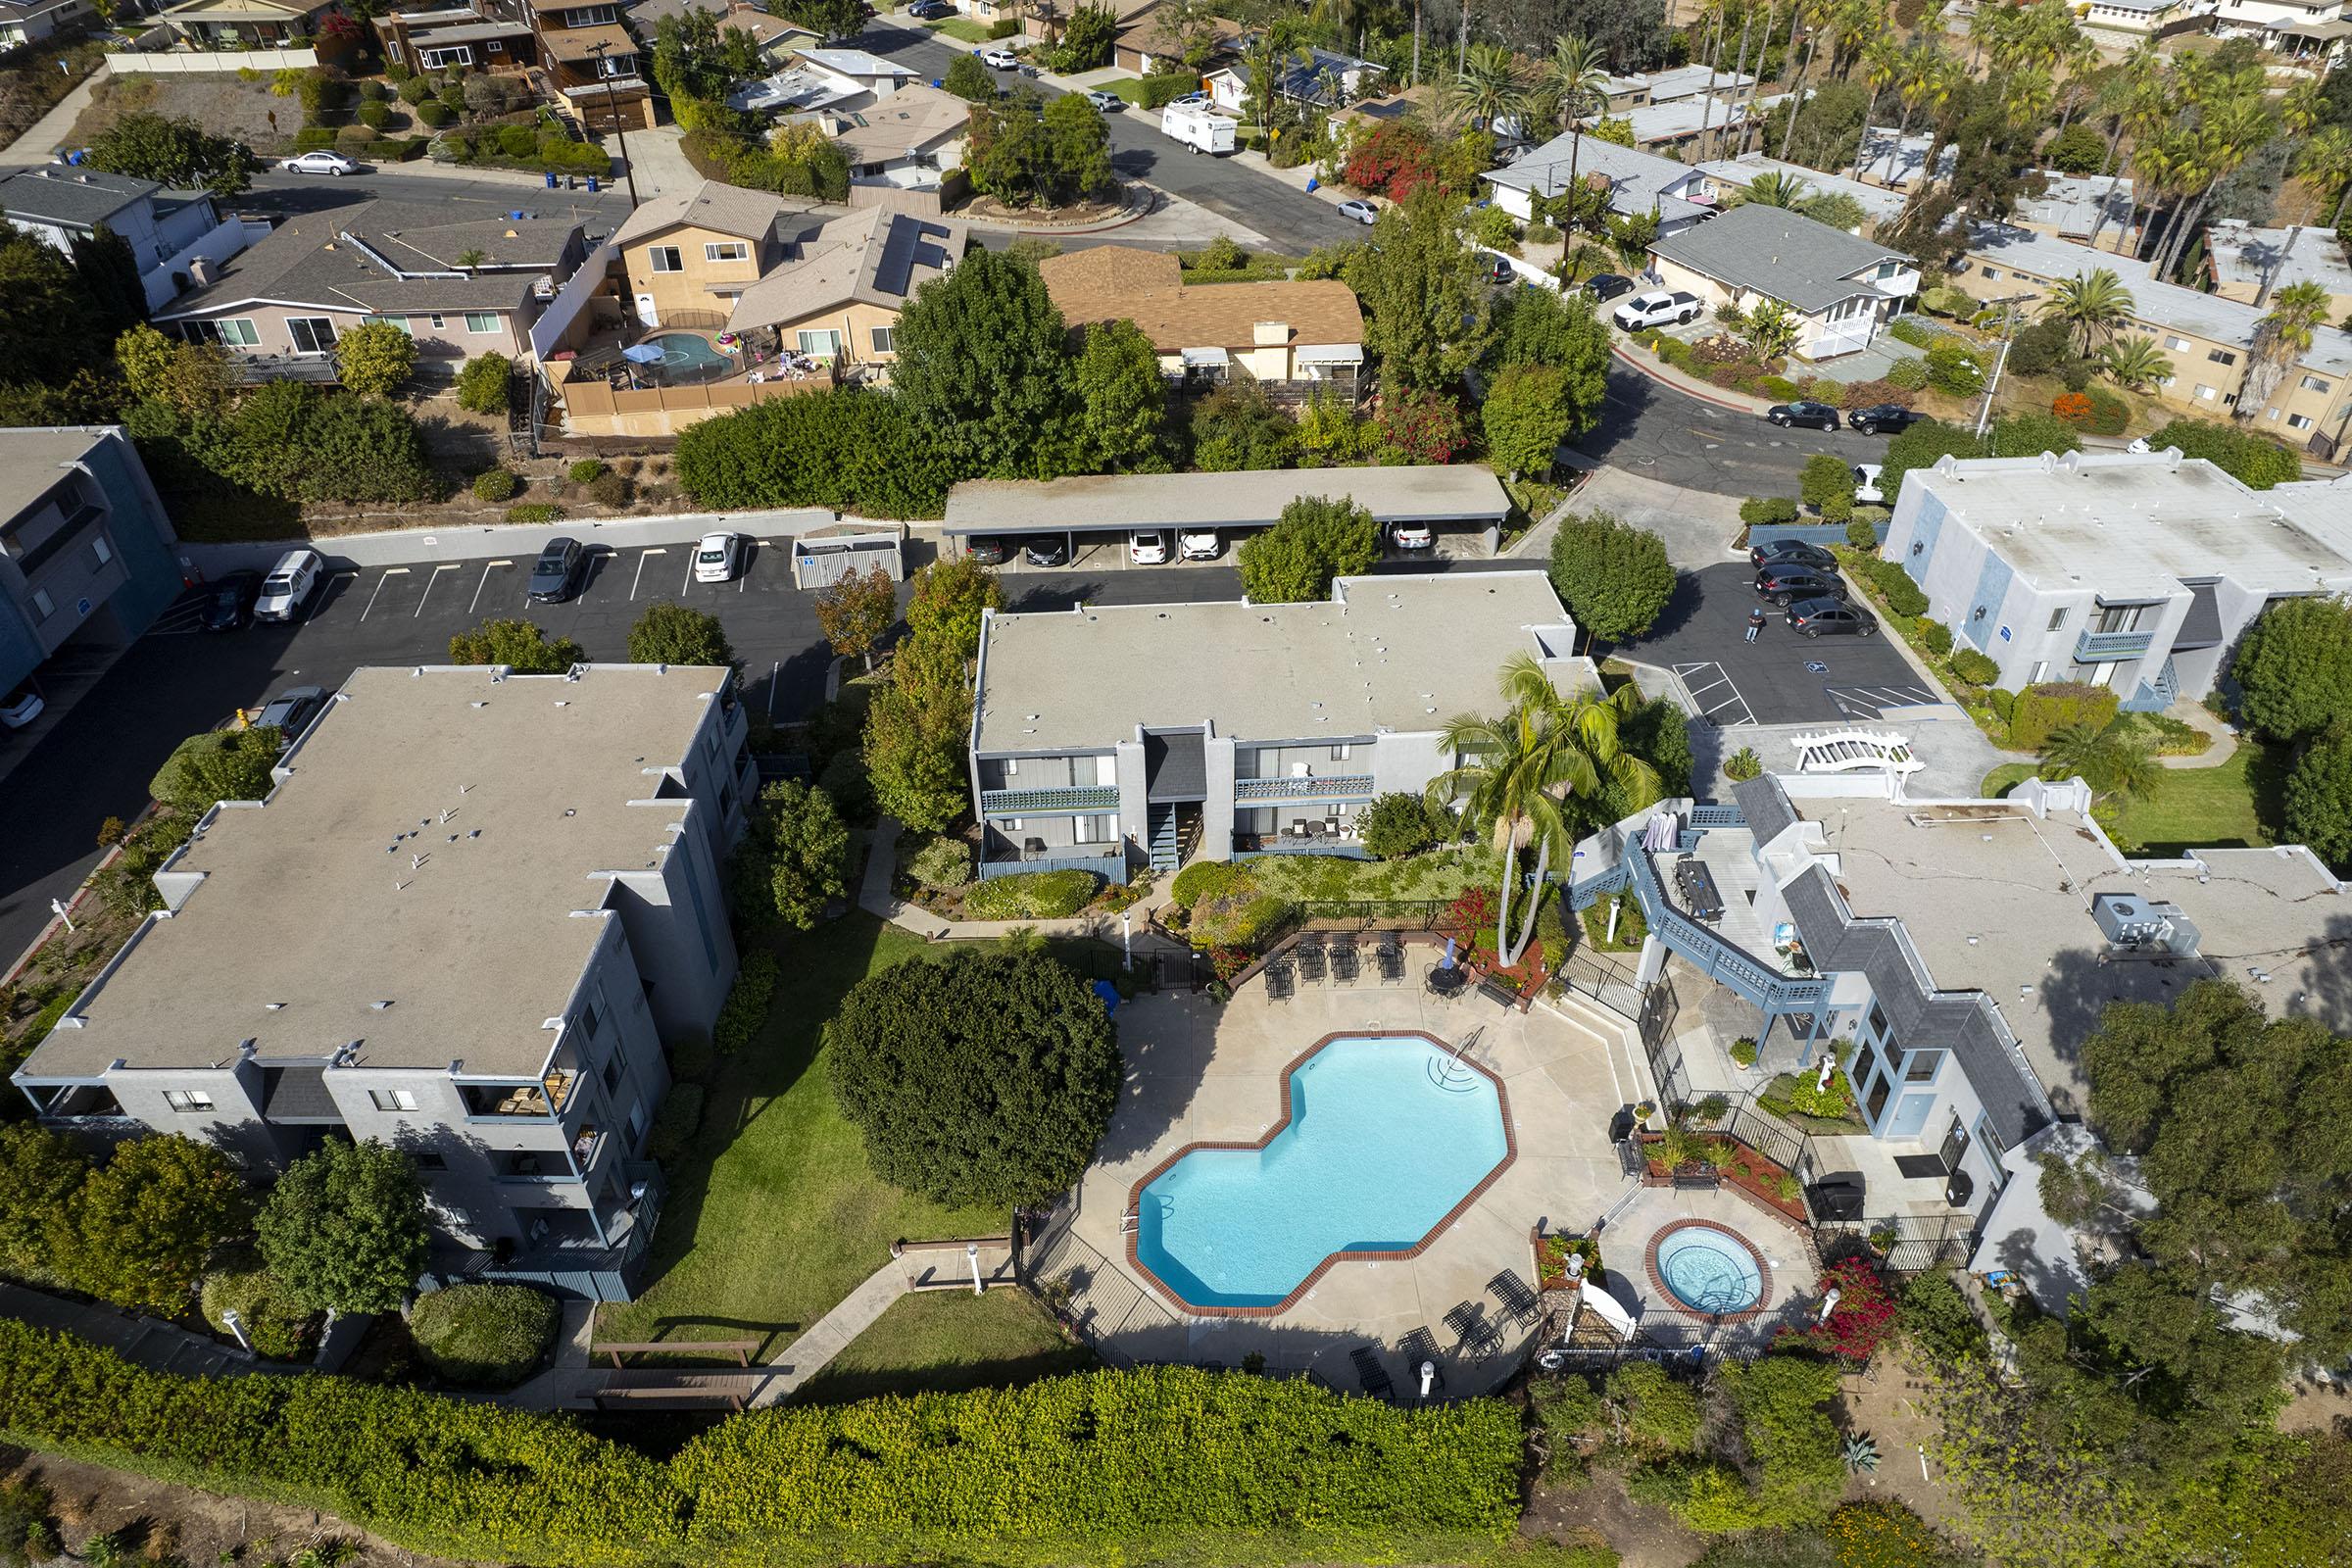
[1673,857,1726,923]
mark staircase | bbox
[1147,805,1180,871]
[2121,657,2180,713]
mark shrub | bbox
[669,1034,716,1085]
[2051,391,2093,426]
[587,470,631,508]
[504,503,564,523]
[568,458,609,483]
[907,835,973,891]
[456,352,510,414]
[1923,339,1984,395]
[1919,620,1953,657]
[335,125,377,148]
[356,101,391,129]
[1758,375,1800,402]
[1725,747,1762,781]
[1946,648,1999,687]
[472,467,519,502]
[407,1283,560,1387]
[1884,356,1928,391]
[1138,72,1194,109]
[1844,516,1879,550]
[1729,1038,1758,1068]
[988,16,1019,34]
[960,868,1099,919]
[1886,317,1941,351]
[200,1254,316,1361]
[415,98,452,127]
[1170,858,1252,909]
[293,125,337,151]
[2008,681,2122,751]
[1859,558,1927,616]
[1464,203,1518,253]
[2143,417,2302,489]
[647,1084,705,1162]
[1358,792,1444,860]
[1740,496,1799,525]
[2081,383,2129,437]
[713,950,779,1054]
[1988,688,2017,723]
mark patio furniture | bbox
[1477,973,1522,1008]
[1323,814,1341,836]
[1329,938,1360,985]
[1296,940,1327,984]
[1488,1269,1541,1330]
[1264,958,1294,1003]
[1444,1302,1504,1363]
[1377,936,1404,984]
[1349,1346,1396,1401]
[1426,963,1466,998]
[1672,855,1725,923]
[1290,817,1311,838]
[1398,1327,1446,1394]
[1807,1173,1865,1221]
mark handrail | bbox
[1623,847,1826,1008]
[979,784,1120,815]
[1233,773,1376,802]
[2075,626,2154,662]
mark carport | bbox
[940,466,1515,564]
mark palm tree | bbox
[1775,0,1838,165]
[2002,68,2055,130]
[2038,722,2159,801]
[1427,656,1657,967]
[2304,126,2352,234]
[1851,33,1901,178]
[2099,334,2173,392]
[1744,169,1809,208]
[1442,40,1528,133]
[2241,279,2332,416]
[1238,24,1310,143]
[2154,94,2275,280]
[2042,268,2137,357]
[1878,42,1951,185]
[1744,297,1800,362]
[1540,34,1611,220]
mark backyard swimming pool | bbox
[1650,1220,1767,1316]
[643,331,734,384]
[1130,1033,1513,1313]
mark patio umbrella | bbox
[621,343,665,364]
[1442,937,1456,969]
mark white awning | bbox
[1179,346,1230,368]
[1295,343,1364,365]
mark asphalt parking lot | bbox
[1624,564,1941,728]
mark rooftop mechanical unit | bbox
[2091,893,2201,957]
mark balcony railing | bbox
[2075,626,2154,662]
[979,784,1119,816]
[978,848,1128,883]
[1233,773,1376,802]
[1624,846,1829,1011]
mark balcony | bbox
[1233,773,1376,803]
[496,1147,583,1183]
[2075,626,2154,662]
[979,784,1120,816]
[461,1061,581,1119]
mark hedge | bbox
[1947,648,1999,686]
[648,1083,705,1161]
[2009,681,2121,751]
[961,868,1099,919]
[1857,557,1927,616]
[0,1328,1522,1568]
[673,389,956,519]
[713,950,779,1054]
[407,1283,560,1388]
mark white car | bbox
[1390,521,1434,552]
[1129,529,1170,565]
[1084,89,1124,112]
[693,530,747,583]
[1178,529,1221,561]
[1611,289,1703,330]
[1337,198,1379,224]
[254,547,324,622]
[278,150,358,176]
[980,47,1018,69]
[1852,464,1885,506]
[0,680,42,730]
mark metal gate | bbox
[1640,974,1685,1107]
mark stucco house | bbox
[610,179,830,329]
[724,206,968,369]
[1037,244,1363,393]
[1645,200,1918,362]
[0,166,263,314]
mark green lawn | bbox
[1095,74,1152,104]
[596,915,1001,1360]
[792,1288,1100,1404]
[924,16,994,43]
[1981,761,2035,798]
[1979,746,2284,857]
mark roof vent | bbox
[369,1000,394,1010]
[264,1002,286,1011]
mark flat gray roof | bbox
[1650,200,1910,312]
[945,466,1510,536]
[24,663,728,1080]
[1693,154,1906,224]
[973,570,1581,752]
[0,426,107,523]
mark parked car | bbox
[907,0,951,15]
[1756,565,1848,605]
[526,537,587,603]
[1847,403,1920,436]
[1748,539,1837,571]
[1853,463,1885,505]
[1611,289,1703,329]
[966,536,1010,564]
[200,569,262,632]
[1179,529,1221,560]
[1390,520,1435,551]
[1481,255,1514,285]
[1766,400,1840,431]
[1336,197,1379,224]
[254,548,324,623]
[254,685,328,745]
[278,150,359,176]
[1085,89,1125,112]
[693,530,747,584]
[980,47,1018,68]
[2127,436,2153,454]
[1023,535,1069,567]
[1129,529,1170,565]
[1785,597,1878,637]
[0,680,42,730]
[1582,272,1634,302]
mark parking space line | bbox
[469,561,512,614]
[1674,662,1755,727]
[359,567,410,622]
[415,563,461,617]
[633,547,664,601]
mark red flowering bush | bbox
[1377,389,1470,464]
[1207,945,1253,983]
[2051,391,2094,426]
[1343,122,1446,201]
[1781,1255,1901,1359]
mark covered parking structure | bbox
[942,466,1516,562]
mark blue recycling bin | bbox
[587,174,600,192]
[544,171,557,188]
[1305,176,1318,192]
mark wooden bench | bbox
[586,1369,771,1411]
[589,1338,760,1369]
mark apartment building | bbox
[1037,245,1363,394]
[966,570,1591,879]
[15,663,757,1300]
[371,0,540,72]
[611,179,828,329]
[1646,202,1919,362]
[1958,220,2352,452]
[1482,133,1717,233]
[1883,450,2352,709]
[0,427,183,706]
[2203,218,2352,321]
[1594,64,1755,113]
[0,166,262,314]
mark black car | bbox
[1756,566,1848,605]
[1748,539,1837,571]
[1848,403,1921,437]
[1767,401,1840,431]
[1785,596,1877,637]
[1022,534,1069,567]
[1583,272,1633,302]
[526,536,586,603]
[200,569,262,632]
[908,0,952,15]
[966,536,1010,565]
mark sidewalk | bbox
[1609,337,1776,415]
[0,65,105,167]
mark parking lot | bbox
[1624,564,1943,727]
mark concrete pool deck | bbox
[1595,1184,1823,1349]
[1048,971,1650,1396]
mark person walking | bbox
[1746,606,1768,643]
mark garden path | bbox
[748,1260,906,1406]
[2155,701,2238,770]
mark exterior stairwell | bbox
[1148,805,1180,871]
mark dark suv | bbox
[1748,539,1837,572]
[1755,565,1847,605]
[1848,403,1921,436]
[1766,401,1840,431]
[526,537,586,603]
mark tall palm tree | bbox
[1427,657,1657,967]
[1775,0,1837,165]
[2241,279,2332,416]
[1877,42,1950,185]
[1442,41,1529,133]
[2043,268,2137,357]
[2099,334,2173,392]
[2038,722,2159,802]
[2003,68,2055,130]
[2083,54,2159,253]
[2305,126,2352,232]
[1851,33,1901,178]
[1744,169,1810,207]
[2154,93,2275,280]
[1541,34,1612,217]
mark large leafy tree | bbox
[1486,286,1608,438]
[1481,363,1575,479]
[332,320,417,398]
[628,602,735,667]
[1070,319,1165,472]
[0,1125,87,1283]
[448,617,585,672]
[2286,722,2352,864]
[54,1136,248,1317]
[86,111,257,196]
[255,1140,429,1314]
[906,555,1002,662]
[2231,594,2352,741]
[814,564,897,671]
[1353,185,1493,396]
[729,777,850,932]
[828,946,1121,1207]
[1544,510,1674,646]
[862,633,972,831]
[892,247,1077,477]
[1235,494,1380,604]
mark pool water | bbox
[1654,1223,1764,1314]
[644,331,733,383]
[1133,1034,1511,1311]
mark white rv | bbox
[1161,101,1237,155]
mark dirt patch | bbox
[957,185,1132,227]
[1831,1351,1972,1537]
[2280,1378,2352,1436]
[72,72,307,156]
[1523,1466,1704,1568]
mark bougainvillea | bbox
[1341,121,1449,200]
[1781,1255,1902,1360]
[1376,388,1470,465]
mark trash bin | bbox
[544,171,557,188]
[587,174,600,192]
[1305,176,1318,192]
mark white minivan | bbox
[254,548,324,622]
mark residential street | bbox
[1571,371,1888,497]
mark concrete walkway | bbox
[749,1260,907,1405]
[2155,700,2241,769]
[0,1280,260,1380]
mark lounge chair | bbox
[1329,939,1360,984]
[1488,1269,1541,1329]
[1349,1346,1396,1401]
[1296,940,1327,984]
[1376,936,1404,984]
[1398,1327,1446,1394]
[1263,959,1294,1003]
[1444,1302,1504,1363]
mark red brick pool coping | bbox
[1123,1030,1518,1319]
[1643,1217,1776,1323]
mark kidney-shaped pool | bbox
[1129,1032,1514,1313]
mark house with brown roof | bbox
[1111,0,1238,76]
[801,82,968,192]
[610,179,831,328]
[1037,245,1364,394]
[725,207,969,370]
[372,0,538,73]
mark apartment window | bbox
[704,241,750,264]
[1851,1040,1880,1090]
[2207,348,2237,367]
[1072,813,1113,845]
[180,318,260,347]
[2302,374,2332,393]
[465,312,498,334]
[870,324,896,354]
[2268,408,2282,420]
[1329,743,1352,760]
[419,43,472,67]
[413,1150,448,1171]
[797,328,843,357]
[580,1000,601,1039]
[1003,755,1017,776]
[2046,607,2066,632]
[599,51,637,77]
[1904,1049,1944,1083]
[369,1088,419,1112]
[376,315,414,335]
[2291,413,2315,430]
[602,1056,621,1093]
[427,314,446,330]
[486,37,504,53]
[649,246,684,273]
[1979,266,1999,280]
[287,317,337,355]
[2196,384,2219,401]
[29,588,53,620]
[87,535,112,570]
[2161,334,2190,353]
[164,1090,215,1113]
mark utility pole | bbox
[587,39,640,208]
[1973,293,2034,440]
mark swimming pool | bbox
[1649,1220,1767,1316]
[1130,1032,1513,1313]
[643,331,734,384]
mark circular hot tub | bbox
[1647,1220,1770,1317]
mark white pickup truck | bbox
[1161,101,1236,154]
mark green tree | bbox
[1878,417,1988,507]
[1987,410,2084,459]
[2037,720,2159,801]
[1545,510,1675,646]
[729,778,850,932]
[1051,1,1117,71]
[1357,791,1445,859]
[54,1136,248,1317]
[149,724,284,812]
[0,1125,87,1283]
[1355,185,1493,396]
[943,51,995,102]
[892,246,1076,477]
[86,112,257,196]
[1041,92,1112,201]
[115,323,232,418]
[1235,493,1380,603]
[1743,298,1801,362]
[71,223,144,334]
[455,353,513,415]
[2232,594,2352,740]
[332,319,418,397]
[2040,268,2137,357]
[628,602,736,667]
[1488,288,1610,436]
[0,232,121,385]
[862,633,971,831]
[1799,452,1852,510]
[2099,334,2173,392]
[447,617,584,672]
[2045,121,2108,174]
[906,555,1002,662]
[828,946,1122,1207]
[1071,318,1165,471]
[2287,722,2352,863]
[2143,417,2303,489]
[255,1140,429,1314]
[814,564,897,671]
[1481,363,1575,477]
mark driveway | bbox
[1619,564,1942,728]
